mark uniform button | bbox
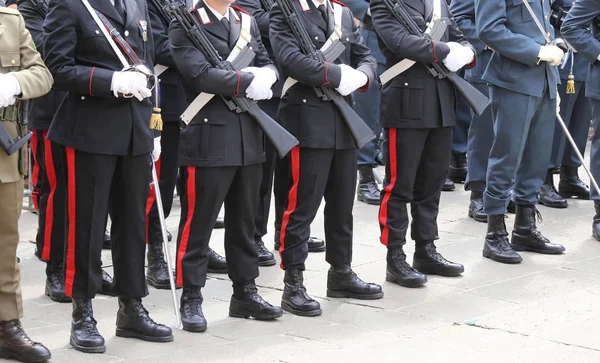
[124,30,130,36]
[81,96,85,100]
[11,60,15,65]
[547,32,551,37]
[544,15,548,20]
[314,36,318,40]
[204,118,208,122]
[95,30,100,35]
[404,82,408,86]
[302,99,306,103]
[345,37,350,41]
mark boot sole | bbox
[229,308,283,320]
[207,268,228,274]
[308,245,326,253]
[482,250,522,264]
[413,266,464,277]
[146,278,181,290]
[510,243,565,255]
[558,189,590,200]
[115,328,174,342]
[357,195,381,205]
[468,210,488,223]
[45,286,72,303]
[182,323,207,333]
[281,302,322,317]
[258,259,277,267]
[326,289,384,300]
[70,337,106,354]
[385,274,427,288]
[0,350,51,363]
[448,168,467,184]
[594,231,600,242]
[539,199,568,209]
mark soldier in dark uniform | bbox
[539,0,591,208]
[43,0,173,353]
[0,3,53,362]
[270,0,383,317]
[562,0,600,242]
[475,0,566,264]
[449,0,494,223]
[372,0,468,288]
[169,0,283,332]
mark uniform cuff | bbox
[324,63,342,88]
[433,41,451,63]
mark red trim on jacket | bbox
[89,67,96,96]
[432,41,439,64]
[321,63,331,88]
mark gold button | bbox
[544,16,548,20]
[547,32,551,37]
[11,60,15,65]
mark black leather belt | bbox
[95,11,144,65]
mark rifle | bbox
[0,102,31,156]
[149,0,174,25]
[31,0,48,17]
[259,0,274,11]
[168,1,299,158]
[381,0,490,117]
[278,0,376,149]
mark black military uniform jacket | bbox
[44,0,156,156]
[269,0,377,149]
[17,0,66,130]
[371,0,473,129]
[148,0,187,122]
[169,2,275,167]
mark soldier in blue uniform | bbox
[539,0,591,208]
[475,0,566,264]
[562,0,600,241]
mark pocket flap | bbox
[0,53,20,68]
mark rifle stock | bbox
[0,122,31,156]
[332,98,377,149]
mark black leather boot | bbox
[357,166,381,205]
[180,288,207,332]
[70,299,105,353]
[229,282,283,320]
[102,231,111,250]
[449,152,467,183]
[99,269,117,296]
[146,242,170,289]
[511,205,565,254]
[254,238,276,267]
[207,248,228,273]
[274,230,326,253]
[539,169,568,208]
[507,196,516,214]
[442,178,455,192]
[559,165,590,199]
[593,201,600,242]
[214,217,225,229]
[45,263,71,303]
[385,247,427,288]
[281,269,322,317]
[468,191,487,223]
[483,214,522,264]
[413,241,464,277]
[0,320,51,363]
[115,297,173,342]
[326,265,383,299]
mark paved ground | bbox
[7,165,600,363]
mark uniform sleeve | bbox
[249,17,278,77]
[449,0,486,54]
[370,0,450,63]
[17,0,45,52]
[345,8,376,90]
[234,0,270,39]
[43,0,114,96]
[342,0,369,21]
[268,2,342,88]
[561,0,600,64]
[12,12,53,99]
[168,17,254,96]
[148,0,176,67]
[474,0,540,66]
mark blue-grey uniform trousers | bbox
[484,84,556,215]
[589,100,600,200]
[549,80,591,169]
[465,82,493,193]
[453,85,472,154]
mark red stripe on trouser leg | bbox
[379,128,397,246]
[279,146,300,269]
[30,130,40,210]
[64,147,77,297]
[145,158,161,244]
[41,134,57,261]
[176,166,196,287]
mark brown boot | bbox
[0,320,51,363]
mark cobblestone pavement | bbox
[7,165,600,363]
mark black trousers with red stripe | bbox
[279,147,356,270]
[378,127,452,248]
[64,148,150,299]
[176,164,261,289]
[30,130,66,265]
[146,122,180,244]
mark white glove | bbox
[111,71,152,101]
[556,90,561,114]
[0,74,22,108]
[242,66,277,87]
[442,42,475,72]
[152,137,161,161]
[245,76,273,101]
[335,64,368,96]
[538,45,564,67]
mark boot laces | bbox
[366,181,380,194]
[424,243,450,264]
[255,239,268,253]
[390,250,419,274]
[10,321,36,345]
[131,299,155,325]
[183,291,203,317]
[50,267,65,286]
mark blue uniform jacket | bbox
[552,0,588,81]
[343,0,385,65]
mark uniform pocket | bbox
[509,0,535,23]
[395,79,425,121]
[0,53,20,69]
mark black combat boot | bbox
[70,299,105,353]
[558,165,590,199]
[214,217,225,229]
[274,230,326,253]
[146,242,171,289]
[385,246,427,287]
[593,201,600,242]
[507,195,516,214]
[180,288,207,332]
[0,320,51,363]
[468,190,487,223]
[229,281,283,320]
[442,178,455,191]
[539,169,568,208]
[449,152,467,183]
[281,269,322,317]
[45,263,71,303]
[413,241,464,277]
[99,269,117,296]
[254,238,276,267]
[207,248,228,273]
[115,297,173,342]
[357,166,381,205]
[483,214,522,264]
[326,265,383,299]
[102,231,111,250]
[511,205,565,254]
